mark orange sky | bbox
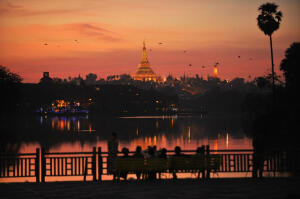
[0,0,299,83]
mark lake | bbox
[0,114,252,154]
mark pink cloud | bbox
[0,2,80,17]
[65,23,121,42]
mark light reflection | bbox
[226,133,229,149]
[187,126,191,143]
[77,120,80,132]
[213,139,218,150]
[47,116,95,133]
[41,115,252,151]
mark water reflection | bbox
[43,116,95,133]
[0,114,252,154]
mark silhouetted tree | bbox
[85,73,97,85]
[255,76,270,89]
[0,66,22,84]
[0,66,23,114]
[257,2,282,93]
[280,42,300,90]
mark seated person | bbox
[133,146,144,180]
[172,146,187,179]
[118,147,130,180]
[146,146,156,180]
[158,148,167,179]
[194,146,205,179]
[195,146,205,157]
[174,146,185,156]
[159,148,167,158]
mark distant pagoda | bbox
[213,66,218,78]
[132,41,159,82]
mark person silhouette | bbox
[194,146,205,179]
[158,148,167,179]
[133,146,144,180]
[119,147,130,180]
[159,148,167,158]
[172,146,185,179]
[252,133,265,178]
[107,132,119,180]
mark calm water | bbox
[0,114,252,154]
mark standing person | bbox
[252,133,265,178]
[107,132,119,180]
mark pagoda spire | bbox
[141,40,149,64]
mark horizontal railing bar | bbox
[109,149,254,154]
[44,152,93,155]
[0,153,36,157]
[209,149,254,152]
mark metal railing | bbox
[1,146,299,182]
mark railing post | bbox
[206,145,210,179]
[41,148,45,182]
[35,148,40,183]
[92,147,96,181]
[98,147,102,181]
[201,145,205,179]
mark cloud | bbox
[0,2,80,17]
[65,23,121,42]
[6,3,22,9]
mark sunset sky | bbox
[0,0,299,83]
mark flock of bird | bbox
[43,40,254,72]
[154,41,253,69]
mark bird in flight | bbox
[249,58,253,60]
[44,43,48,46]
[74,40,79,43]
[158,42,163,45]
[202,65,205,68]
[189,64,192,67]
[238,56,241,58]
[183,50,187,53]
[214,62,219,67]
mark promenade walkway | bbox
[0,178,299,199]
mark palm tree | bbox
[257,3,282,93]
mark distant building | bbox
[39,72,53,84]
[132,41,160,82]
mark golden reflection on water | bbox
[226,133,229,149]
[35,115,253,152]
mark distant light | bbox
[226,133,229,148]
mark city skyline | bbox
[0,0,299,82]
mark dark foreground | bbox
[0,178,299,199]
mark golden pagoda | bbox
[213,66,218,78]
[132,41,158,82]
